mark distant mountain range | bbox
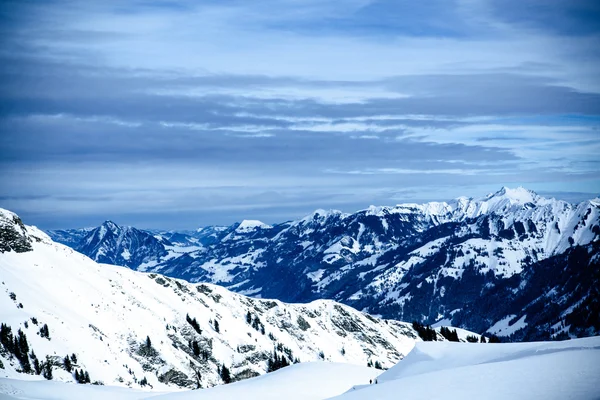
[47,187,600,341]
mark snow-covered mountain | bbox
[49,221,177,269]
[1,208,443,390]
[46,187,600,341]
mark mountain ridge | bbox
[44,187,600,341]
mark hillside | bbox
[0,208,426,390]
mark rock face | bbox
[1,211,433,390]
[0,209,33,253]
[46,188,600,340]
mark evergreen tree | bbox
[17,329,29,355]
[145,336,152,349]
[31,352,42,375]
[75,369,80,382]
[84,371,90,383]
[71,353,78,364]
[489,335,501,343]
[246,311,252,324]
[412,321,437,341]
[63,355,72,372]
[14,329,31,373]
[42,357,53,380]
[214,320,220,333]
[480,336,486,343]
[267,349,290,372]
[0,323,14,353]
[466,335,479,343]
[192,340,200,357]
[186,314,202,334]
[220,364,231,384]
[33,358,41,375]
[39,324,50,339]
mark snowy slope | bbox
[150,362,378,400]
[332,336,600,400]
[1,337,598,400]
[0,209,422,391]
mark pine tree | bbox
[0,324,14,353]
[42,357,53,380]
[146,336,152,349]
[31,352,42,375]
[246,311,252,324]
[71,353,78,364]
[17,329,29,355]
[220,364,231,384]
[39,324,50,339]
[14,329,31,373]
[84,371,90,383]
[480,336,486,343]
[466,335,479,343]
[186,314,202,334]
[192,340,200,357]
[214,320,220,333]
[63,355,72,372]
[75,369,80,382]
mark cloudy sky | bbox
[1,0,599,229]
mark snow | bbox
[151,362,380,400]
[3,337,599,400]
[235,220,272,233]
[307,269,326,282]
[0,377,161,400]
[332,336,600,400]
[487,315,528,336]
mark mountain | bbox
[1,208,446,390]
[45,187,600,341]
[48,220,178,269]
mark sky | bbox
[0,0,599,229]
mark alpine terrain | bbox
[48,187,600,341]
[1,208,472,391]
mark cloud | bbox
[0,0,599,228]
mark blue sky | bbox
[1,0,599,229]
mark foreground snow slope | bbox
[332,336,600,400]
[0,378,160,400]
[151,362,379,400]
[0,362,377,400]
[1,337,597,400]
[0,208,417,390]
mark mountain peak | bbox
[236,220,272,232]
[101,220,121,230]
[486,186,539,204]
